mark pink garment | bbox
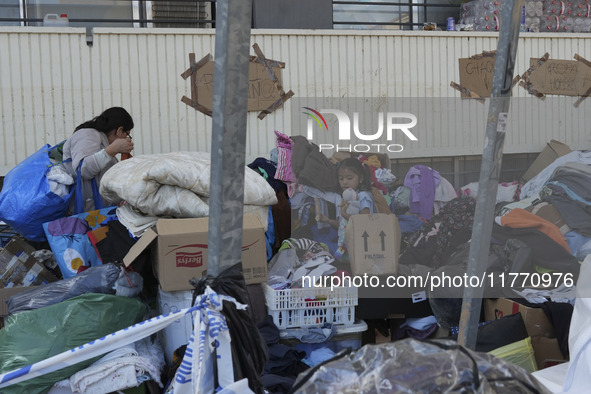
[274,130,294,183]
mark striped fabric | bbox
[274,130,293,183]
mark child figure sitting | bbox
[318,158,376,259]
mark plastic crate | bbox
[262,283,358,329]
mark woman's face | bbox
[338,167,361,191]
[107,126,131,144]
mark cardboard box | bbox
[0,238,58,289]
[530,336,567,370]
[345,214,401,276]
[483,298,555,338]
[521,140,572,183]
[123,214,267,291]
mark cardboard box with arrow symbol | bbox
[345,214,401,276]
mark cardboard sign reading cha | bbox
[345,213,401,276]
[123,214,267,291]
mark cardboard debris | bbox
[483,297,555,339]
[0,238,58,289]
[530,336,567,370]
[521,139,572,183]
[123,214,267,291]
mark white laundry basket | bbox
[262,283,358,329]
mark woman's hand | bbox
[105,138,134,157]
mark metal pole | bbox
[207,0,253,277]
[457,0,524,349]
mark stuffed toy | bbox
[342,187,361,216]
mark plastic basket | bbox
[262,283,358,329]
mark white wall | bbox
[1,27,590,175]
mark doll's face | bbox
[342,187,358,202]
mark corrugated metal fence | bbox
[1,27,590,176]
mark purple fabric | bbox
[404,165,440,220]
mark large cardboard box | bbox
[530,336,567,370]
[521,140,571,183]
[345,214,401,276]
[123,214,267,291]
[0,238,58,289]
[483,298,555,338]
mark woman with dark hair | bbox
[63,107,135,211]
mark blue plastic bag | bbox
[43,206,118,278]
[0,142,74,242]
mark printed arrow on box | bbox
[379,230,386,251]
[362,231,369,252]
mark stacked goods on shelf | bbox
[541,0,591,32]
[459,0,504,31]
[459,0,591,32]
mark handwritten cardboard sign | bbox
[196,61,283,111]
[528,58,591,96]
[458,56,495,98]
